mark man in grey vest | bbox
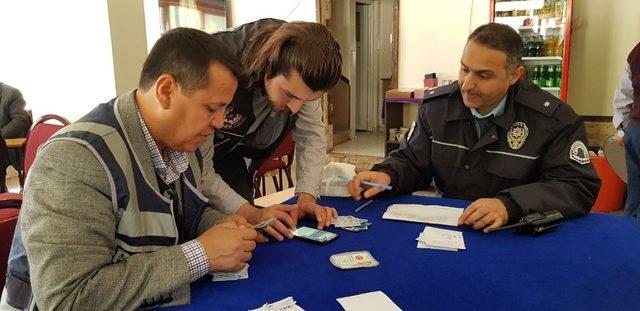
[1,28,257,310]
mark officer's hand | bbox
[615,134,624,146]
[458,198,509,233]
[196,221,257,272]
[240,204,297,242]
[348,171,391,201]
[291,192,338,229]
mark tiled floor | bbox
[332,131,385,157]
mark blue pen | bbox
[338,176,393,191]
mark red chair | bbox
[0,114,70,207]
[0,208,19,290]
[253,133,295,198]
[22,114,70,183]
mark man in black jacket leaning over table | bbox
[348,23,600,232]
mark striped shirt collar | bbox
[135,104,188,185]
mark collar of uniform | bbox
[470,94,507,119]
[492,86,517,130]
[512,80,560,117]
[445,85,474,122]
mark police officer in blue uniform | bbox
[348,23,600,232]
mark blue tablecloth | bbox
[168,195,640,310]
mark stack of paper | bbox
[336,291,402,311]
[416,226,466,251]
[331,215,371,232]
[211,264,249,282]
[250,296,305,311]
[382,204,463,226]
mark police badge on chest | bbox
[507,122,529,150]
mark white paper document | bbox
[337,291,402,311]
[211,264,249,282]
[249,296,305,311]
[382,204,463,226]
[416,226,466,251]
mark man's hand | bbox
[458,198,509,233]
[292,192,338,229]
[615,134,624,146]
[238,203,297,242]
[220,214,252,227]
[196,221,257,272]
[347,171,391,200]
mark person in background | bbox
[612,41,640,219]
[0,83,32,190]
[0,131,8,192]
[348,23,600,232]
[0,82,31,139]
[202,19,342,241]
[1,28,257,310]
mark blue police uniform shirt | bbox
[471,95,507,138]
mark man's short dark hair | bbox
[139,27,239,95]
[467,23,523,68]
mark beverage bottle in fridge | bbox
[546,65,555,87]
[532,66,540,85]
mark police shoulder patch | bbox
[423,83,457,101]
[569,141,590,165]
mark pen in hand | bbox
[338,176,393,191]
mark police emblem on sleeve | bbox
[569,141,590,165]
[507,122,529,150]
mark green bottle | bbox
[532,66,540,85]
[554,64,562,87]
[546,65,555,87]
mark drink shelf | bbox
[522,56,562,61]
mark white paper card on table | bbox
[416,233,458,251]
[249,296,305,311]
[418,226,466,250]
[336,291,402,311]
[211,264,249,282]
[382,204,463,227]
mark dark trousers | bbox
[0,133,8,192]
[624,124,640,219]
[214,152,255,205]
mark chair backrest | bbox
[269,133,295,166]
[0,208,19,290]
[23,114,70,179]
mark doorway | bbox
[328,0,396,160]
[355,2,372,131]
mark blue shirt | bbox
[471,95,507,138]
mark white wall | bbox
[0,1,116,122]
[399,0,476,89]
[109,0,150,95]
[398,0,489,124]
[567,0,640,116]
[227,0,317,26]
